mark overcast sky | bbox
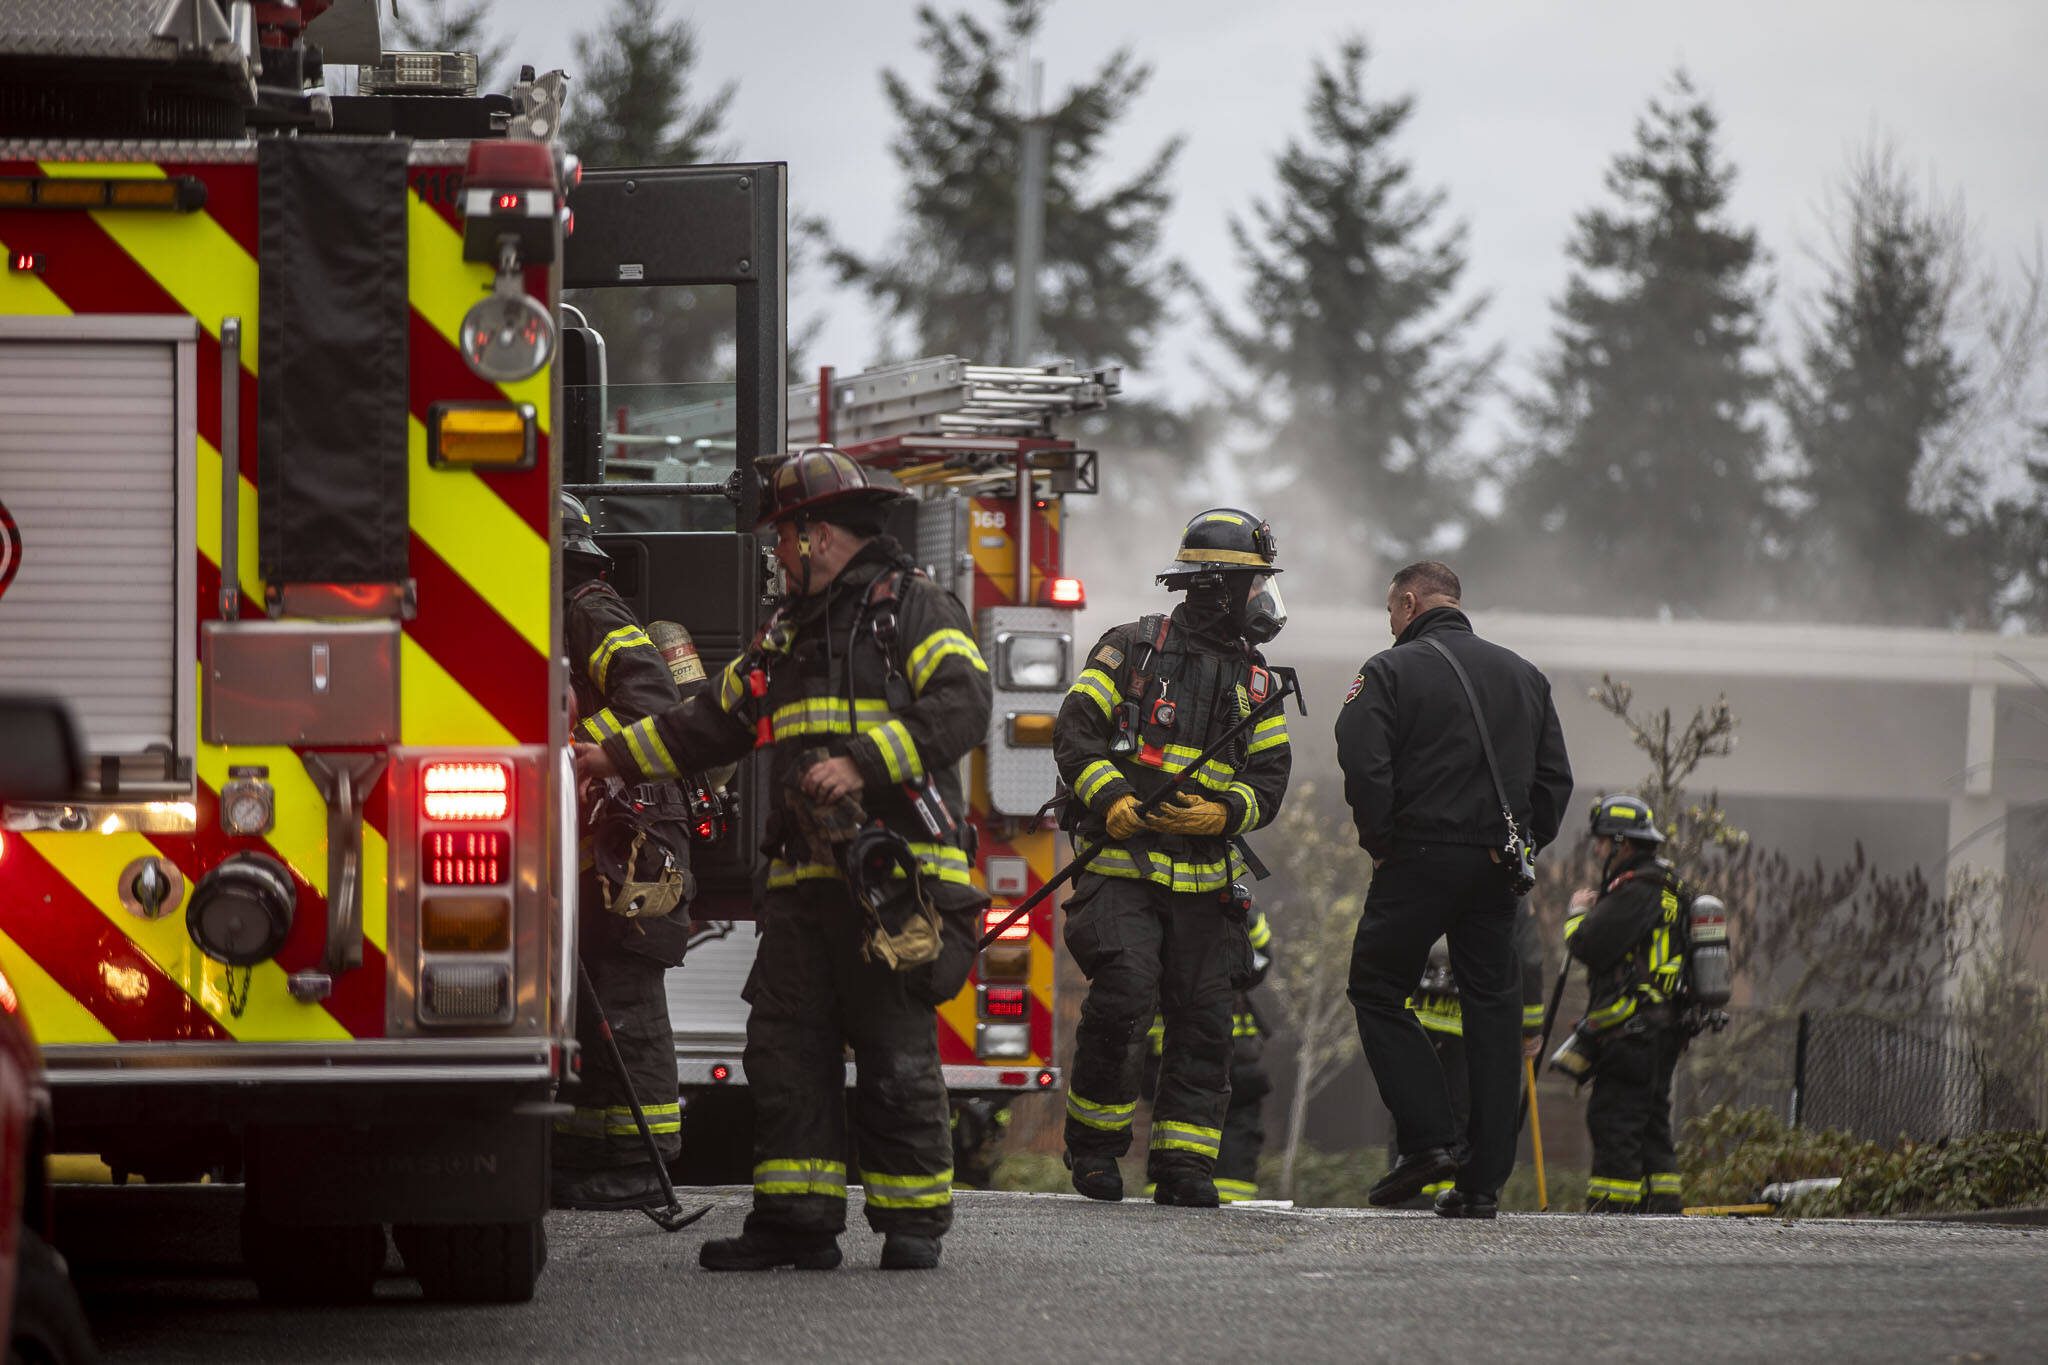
[480,0,2045,445]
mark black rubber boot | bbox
[1433,1187,1499,1220]
[1066,1152,1124,1202]
[879,1234,942,1270]
[698,1231,842,1272]
[1368,1147,1462,1208]
[1152,1174,1220,1208]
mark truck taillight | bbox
[423,762,510,821]
[979,986,1028,1020]
[1046,576,1085,607]
[982,907,1031,943]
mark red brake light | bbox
[710,1063,732,1083]
[984,987,1027,1018]
[982,907,1031,943]
[1036,1069,1055,1089]
[425,830,510,885]
[1046,576,1085,608]
[998,1070,1027,1086]
[422,762,511,822]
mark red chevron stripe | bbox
[0,838,230,1042]
[407,534,550,742]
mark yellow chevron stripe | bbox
[39,161,259,364]
[406,415,548,654]
[404,192,550,425]
[23,831,349,1042]
[194,437,264,605]
[0,239,71,316]
[0,927,116,1045]
[936,983,985,1060]
[400,635,515,747]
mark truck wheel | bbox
[392,1221,545,1304]
[239,1212,386,1305]
[8,1228,95,1365]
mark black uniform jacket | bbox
[598,539,993,906]
[567,578,683,744]
[1567,850,1684,1032]
[1055,602,1292,894]
[1335,606,1572,863]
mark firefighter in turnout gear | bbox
[574,447,993,1270]
[1556,795,1688,1214]
[554,493,696,1210]
[1056,509,1293,1208]
[1135,900,1277,1202]
[1395,904,1547,1205]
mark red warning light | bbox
[9,251,44,276]
[1046,577,1085,608]
[710,1062,732,1083]
[494,191,524,212]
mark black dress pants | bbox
[1347,845,1521,1197]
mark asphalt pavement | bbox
[67,1188,2046,1364]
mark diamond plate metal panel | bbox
[981,606,1072,817]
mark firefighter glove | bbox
[1147,790,1230,837]
[1105,794,1148,840]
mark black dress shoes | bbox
[1367,1146,1462,1207]
[1432,1187,1499,1220]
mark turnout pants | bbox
[1347,845,1522,1197]
[743,882,955,1241]
[1586,1024,1683,1212]
[1212,1036,1270,1201]
[1065,873,1250,1181]
[556,888,682,1173]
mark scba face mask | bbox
[1240,573,1287,644]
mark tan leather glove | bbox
[1146,790,1231,837]
[1105,793,1148,840]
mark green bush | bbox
[1679,1104,1879,1207]
[1679,1104,2048,1215]
[1804,1129,2048,1216]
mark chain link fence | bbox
[1676,1007,2048,1143]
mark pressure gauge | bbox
[220,768,275,838]
[459,291,555,383]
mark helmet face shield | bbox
[1242,573,1287,643]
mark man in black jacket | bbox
[1335,560,1573,1218]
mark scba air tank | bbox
[1686,893,1732,1009]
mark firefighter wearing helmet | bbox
[1053,509,1293,1207]
[574,447,993,1271]
[1554,795,1689,1213]
[554,492,699,1210]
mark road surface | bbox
[65,1187,2045,1363]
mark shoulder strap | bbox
[1127,613,1172,695]
[1421,635,1518,841]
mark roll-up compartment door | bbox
[0,323,193,783]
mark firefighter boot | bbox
[698,1230,842,1272]
[1066,1152,1124,1203]
[879,1234,942,1270]
[1152,1174,1221,1208]
[551,1165,669,1212]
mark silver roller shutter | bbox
[0,327,190,771]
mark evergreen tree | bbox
[1209,37,1494,565]
[565,0,735,388]
[833,1,1182,399]
[389,0,510,90]
[1786,148,1985,625]
[1502,72,1774,615]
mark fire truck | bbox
[0,0,798,1305]
[571,358,1110,1182]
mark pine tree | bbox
[1786,148,1983,625]
[563,0,737,389]
[1209,37,1494,565]
[833,1,1182,385]
[1502,72,1774,615]
[389,0,510,90]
